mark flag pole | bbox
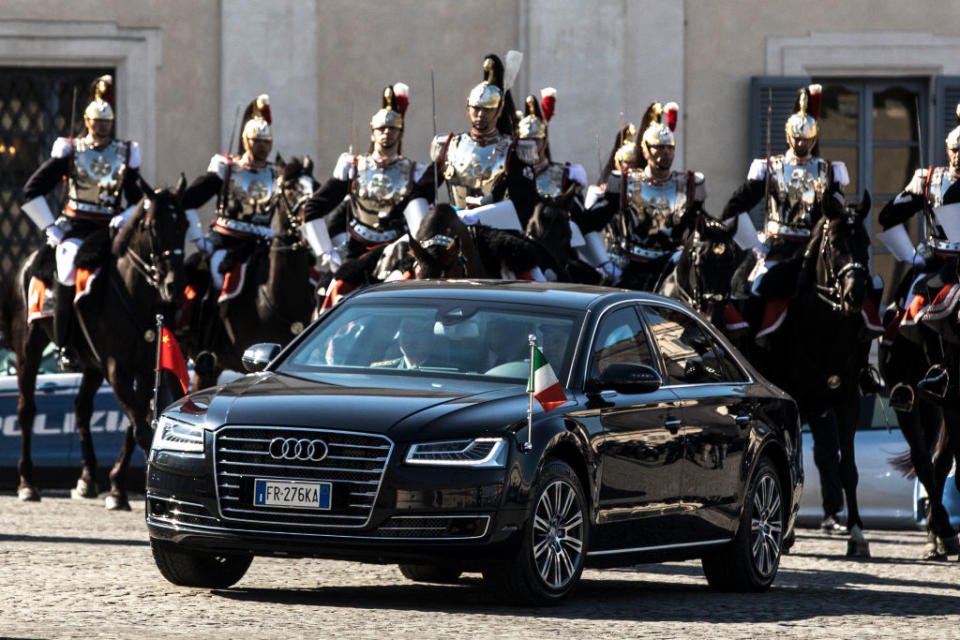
[523,333,536,453]
[152,314,163,428]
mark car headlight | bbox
[405,437,507,468]
[151,415,205,454]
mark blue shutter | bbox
[934,76,960,167]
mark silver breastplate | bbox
[443,133,511,208]
[351,155,414,229]
[67,139,130,217]
[534,164,567,200]
[925,166,960,250]
[766,155,828,237]
[220,162,277,225]
[625,170,687,240]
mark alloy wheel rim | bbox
[532,479,584,589]
[750,473,783,578]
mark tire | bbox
[702,457,784,592]
[397,564,463,584]
[150,538,253,588]
[482,459,588,605]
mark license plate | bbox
[253,478,331,510]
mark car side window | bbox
[589,306,654,380]
[641,305,745,385]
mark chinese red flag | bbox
[159,327,190,394]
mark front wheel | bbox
[702,457,784,591]
[483,459,587,605]
[150,538,252,588]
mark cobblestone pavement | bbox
[1,493,958,640]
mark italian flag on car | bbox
[527,346,567,412]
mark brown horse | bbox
[1,177,189,508]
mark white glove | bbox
[322,249,343,272]
[44,224,64,247]
[458,210,480,226]
[194,237,213,254]
[599,261,621,286]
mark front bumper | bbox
[145,434,527,566]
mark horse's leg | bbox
[934,402,960,557]
[806,410,845,532]
[102,365,139,511]
[898,402,956,558]
[70,367,105,499]
[16,325,48,501]
[836,397,869,557]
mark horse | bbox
[186,156,319,389]
[1,177,189,508]
[748,196,878,557]
[525,197,603,285]
[658,213,744,337]
[407,203,486,279]
[880,257,960,559]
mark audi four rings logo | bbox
[269,437,328,462]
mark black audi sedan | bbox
[146,280,802,604]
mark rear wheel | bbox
[482,459,587,605]
[397,564,463,584]
[150,538,252,588]
[702,457,784,591]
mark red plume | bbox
[540,87,557,123]
[255,95,272,125]
[807,84,822,119]
[664,102,679,132]
[393,82,410,117]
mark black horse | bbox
[1,178,189,507]
[747,196,877,556]
[658,213,744,338]
[525,197,603,284]
[407,204,486,279]
[880,259,960,559]
[186,156,319,389]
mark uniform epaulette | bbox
[333,152,356,181]
[51,137,73,159]
[430,134,452,163]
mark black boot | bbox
[52,283,79,371]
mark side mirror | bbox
[242,343,281,373]
[588,363,663,394]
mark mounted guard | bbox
[20,75,144,370]
[182,94,277,293]
[589,101,707,291]
[516,88,601,283]
[305,83,430,305]
[722,84,849,305]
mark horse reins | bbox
[814,218,868,311]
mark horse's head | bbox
[115,174,190,303]
[409,204,469,279]
[272,155,318,244]
[526,197,573,264]
[675,214,739,314]
[810,191,872,315]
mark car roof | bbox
[350,279,681,313]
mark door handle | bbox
[664,418,681,434]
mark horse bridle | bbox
[417,233,468,276]
[814,218,868,311]
[269,178,312,250]
[678,230,728,312]
[124,200,184,292]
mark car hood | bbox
[164,371,551,441]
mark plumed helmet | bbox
[370,83,409,130]
[639,101,678,153]
[84,75,114,121]
[613,123,640,171]
[467,54,505,110]
[517,94,547,140]
[240,94,273,150]
[946,102,960,148]
[785,84,821,140]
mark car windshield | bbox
[279,299,581,383]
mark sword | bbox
[431,70,439,207]
[763,88,772,218]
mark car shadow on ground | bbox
[211,564,960,622]
[0,533,148,547]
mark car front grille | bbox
[214,425,393,530]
